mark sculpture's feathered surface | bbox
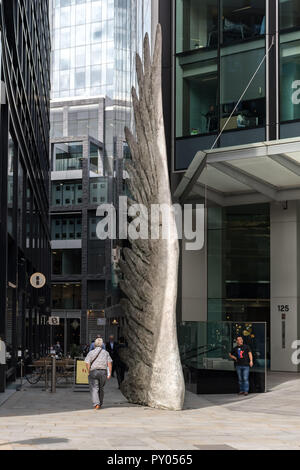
[119,24,185,411]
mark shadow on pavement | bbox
[0,378,140,418]
[0,437,69,447]
[1,372,299,418]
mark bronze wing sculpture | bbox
[119,24,185,411]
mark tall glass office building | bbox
[51,0,151,101]
[49,0,154,351]
[0,0,51,384]
[169,0,300,374]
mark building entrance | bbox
[208,203,271,360]
[51,314,81,357]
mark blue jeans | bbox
[236,366,250,393]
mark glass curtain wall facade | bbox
[176,0,300,171]
[0,0,51,378]
[280,0,300,134]
[51,0,115,99]
[176,0,266,170]
[173,1,300,370]
[51,0,152,101]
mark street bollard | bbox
[51,356,56,393]
[43,361,49,392]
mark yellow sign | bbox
[75,360,89,385]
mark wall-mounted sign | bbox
[48,317,60,326]
[97,318,106,326]
[277,305,290,313]
[30,273,46,289]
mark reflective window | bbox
[51,216,82,240]
[68,106,99,140]
[26,185,32,250]
[75,68,86,89]
[88,212,106,275]
[91,65,101,86]
[176,0,218,53]
[60,70,70,91]
[76,25,86,46]
[89,178,108,204]
[54,142,83,171]
[52,249,82,275]
[52,284,82,310]
[91,44,101,65]
[60,7,71,28]
[221,0,266,46]
[75,4,86,25]
[61,0,71,8]
[75,46,86,67]
[92,1,102,22]
[89,142,103,175]
[280,0,300,30]
[50,109,64,138]
[60,49,70,70]
[89,214,100,240]
[91,23,102,42]
[280,38,300,122]
[207,204,270,329]
[60,28,71,48]
[18,162,24,248]
[7,135,15,237]
[88,281,105,310]
[176,53,218,137]
[51,181,83,206]
[221,46,266,130]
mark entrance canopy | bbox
[174,137,300,206]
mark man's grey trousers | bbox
[88,369,107,407]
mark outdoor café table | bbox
[32,358,75,388]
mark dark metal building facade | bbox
[0,0,51,379]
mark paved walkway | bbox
[0,373,300,450]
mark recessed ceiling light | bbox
[233,6,252,12]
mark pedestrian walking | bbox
[89,335,106,352]
[106,335,118,378]
[115,337,127,388]
[82,344,90,357]
[54,341,62,357]
[229,337,253,396]
[85,338,112,410]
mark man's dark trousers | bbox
[106,343,117,377]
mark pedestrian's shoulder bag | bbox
[90,348,103,367]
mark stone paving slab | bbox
[0,386,17,408]
[0,373,299,450]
